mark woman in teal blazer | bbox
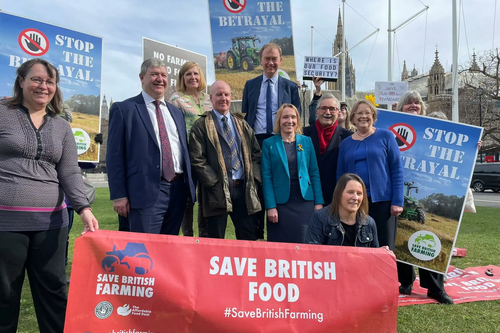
[261,103,324,243]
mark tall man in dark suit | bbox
[242,42,301,239]
[107,58,195,234]
[242,42,301,146]
[189,81,261,240]
[304,93,353,204]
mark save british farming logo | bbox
[101,242,153,275]
[95,243,156,299]
[407,231,442,261]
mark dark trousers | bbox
[118,215,130,232]
[368,199,397,250]
[181,186,208,237]
[253,184,265,239]
[65,208,75,265]
[207,184,257,240]
[0,227,68,333]
[255,133,273,239]
[129,178,187,235]
[397,262,445,291]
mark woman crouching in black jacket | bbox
[305,173,379,247]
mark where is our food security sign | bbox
[65,230,398,332]
[143,37,207,101]
[303,56,339,82]
[0,12,102,162]
[376,110,482,274]
[208,0,296,100]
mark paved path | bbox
[473,191,500,208]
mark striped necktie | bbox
[222,116,240,171]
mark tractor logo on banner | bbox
[101,243,153,275]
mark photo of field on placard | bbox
[395,191,464,272]
[215,55,296,100]
[71,112,100,161]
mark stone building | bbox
[401,49,499,159]
[327,9,356,97]
[401,60,419,81]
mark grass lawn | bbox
[17,188,500,332]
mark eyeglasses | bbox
[28,77,57,87]
[319,106,339,112]
[354,111,373,117]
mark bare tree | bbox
[459,49,500,150]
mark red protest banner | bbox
[398,265,500,306]
[65,230,398,333]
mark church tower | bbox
[401,61,409,81]
[411,64,418,77]
[328,9,356,97]
[101,95,109,120]
[470,50,480,71]
[428,49,445,100]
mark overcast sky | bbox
[2,0,499,101]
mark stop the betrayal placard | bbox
[0,12,102,162]
[376,110,482,275]
[65,230,398,333]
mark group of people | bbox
[0,43,454,332]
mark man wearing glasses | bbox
[304,93,353,204]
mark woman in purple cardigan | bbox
[336,100,404,250]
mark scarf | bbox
[316,120,338,154]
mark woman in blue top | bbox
[336,100,404,250]
[305,173,379,247]
[261,104,324,243]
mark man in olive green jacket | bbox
[189,81,262,240]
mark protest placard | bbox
[375,81,408,104]
[0,12,103,162]
[143,38,207,101]
[376,109,482,274]
[208,0,297,100]
[303,56,339,81]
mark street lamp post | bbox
[301,81,308,124]
[477,86,484,162]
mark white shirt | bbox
[255,73,279,135]
[142,91,184,174]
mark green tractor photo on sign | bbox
[400,181,426,224]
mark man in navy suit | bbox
[242,42,301,239]
[303,93,353,204]
[242,42,301,147]
[107,58,195,234]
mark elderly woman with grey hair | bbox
[396,90,427,116]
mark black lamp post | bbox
[477,86,484,162]
[301,81,308,121]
